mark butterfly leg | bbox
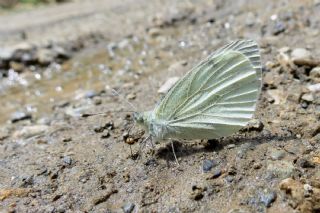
[170,140,180,166]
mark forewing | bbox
[154,40,261,139]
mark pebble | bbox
[266,160,295,178]
[247,119,264,131]
[268,148,286,160]
[9,61,24,72]
[168,60,188,73]
[296,158,315,168]
[310,67,320,81]
[0,48,14,61]
[84,90,98,99]
[10,111,32,123]
[13,125,49,139]
[259,189,277,207]
[63,156,72,165]
[291,48,319,67]
[158,77,179,94]
[122,203,135,213]
[37,48,57,65]
[272,21,286,35]
[202,159,217,172]
[307,83,320,92]
[148,27,162,37]
[291,48,312,61]
[226,144,236,149]
[301,93,314,102]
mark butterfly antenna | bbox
[111,89,138,111]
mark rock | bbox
[291,48,319,67]
[259,189,277,207]
[296,158,315,168]
[268,148,286,160]
[10,111,32,123]
[168,60,188,73]
[307,83,320,92]
[247,119,264,131]
[122,203,135,213]
[291,48,312,61]
[13,125,49,139]
[272,21,286,35]
[148,27,162,37]
[301,93,314,102]
[279,178,320,213]
[84,90,98,99]
[266,160,295,178]
[158,77,179,94]
[0,127,9,140]
[0,48,14,61]
[63,156,72,165]
[37,48,57,65]
[226,144,236,149]
[267,89,286,104]
[202,159,217,173]
[9,61,25,72]
[310,67,320,81]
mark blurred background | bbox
[0,0,320,212]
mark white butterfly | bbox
[133,40,262,143]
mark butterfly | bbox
[133,40,261,143]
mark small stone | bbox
[126,93,136,100]
[226,144,236,149]
[37,48,57,65]
[93,97,102,105]
[202,159,217,172]
[301,93,314,102]
[62,137,72,142]
[296,158,315,168]
[247,119,264,131]
[63,156,72,165]
[272,21,286,35]
[168,60,188,73]
[259,189,277,207]
[291,48,312,61]
[158,77,179,94]
[267,89,286,104]
[101,131,110,139]
[0,48,14,61]
[84,90,97,99]
[13,125,49,139]
[268,148,286,160]
[310,67,320,81]
[291,48,318,67]
[9,61,24,72]
[253,162,262,169]
[307,83,320,92]
[148,27,161,37]
[266,160,295,178]
[122,203,135,213]
[10,111,32,123]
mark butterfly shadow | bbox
[155,133,296,162]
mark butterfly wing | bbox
[154,40,261,139]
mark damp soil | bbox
[1,0,320,212]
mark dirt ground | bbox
[1,0,320,212]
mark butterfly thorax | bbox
[133,111,170,141]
